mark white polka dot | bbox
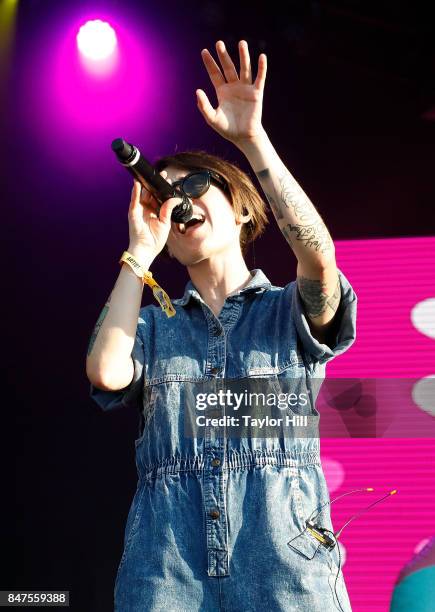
[411,298,435,339]
[412,375,435,416]
[322,458,345,493]
[338,541,347,566]
[414,538,430,554]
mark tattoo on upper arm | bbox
[297,276,341,318]
[87,293,112,356]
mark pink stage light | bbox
[76,19,117,61]
[21,10,172,146]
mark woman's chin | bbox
[172,243,211,266]
[171,239,237,267]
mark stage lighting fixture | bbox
[76,19,117,61]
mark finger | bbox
[196,89,216,125]
[254,53,267,91]
[215,40,239,83]
[142,169,169,217]
[238,40,252,84]
[129,180,142,213]
[201,48,225,89]
[140,186,159,212]
[158,196,184,225]
[142,201,161,221]
[139,185,151,203]
[159,168,174,188]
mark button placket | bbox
[203,444,229,576]
[202,300,242,577]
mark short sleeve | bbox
[290,268,357,366]
[89,321,145,412]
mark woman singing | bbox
[87,39,356,611]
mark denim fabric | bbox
[90,268,357,611]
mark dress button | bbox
[209,509,220,519]
[211,458,221,467]
[210,367,220,375]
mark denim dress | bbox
[90,268,357,612]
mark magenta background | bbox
[320,236,435,610]
[5,3,434,609]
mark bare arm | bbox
[237,130,341,343]
[86,175,182,391]
[86,245,155,390]
[295,264,341,345]
[194,40,340,344]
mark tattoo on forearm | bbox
[256,169,269,181]
[297,276,341,318]
[256,169,284,220]
[264,190,284,220]
[282,221,333,254]
[281,224,294,246]
[256,168,333,254]
[87,293,112,356]
[278,171,317,224]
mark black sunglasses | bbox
[171,170,229,199]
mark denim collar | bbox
[173,269,272,306]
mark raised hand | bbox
[128,173,182,258]
[196,40,267,148]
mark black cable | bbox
[321,529,345,612]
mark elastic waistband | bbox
[140,449,321,480]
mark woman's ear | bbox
[235,210,252,226]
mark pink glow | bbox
[321,439,435,611]
[322,457,345,492]
[53,16,150,130]
[320,236,435,611]
[19,8,176,171]
[328,236,435,379]
[311,237,435,438]
[76,20,117,63]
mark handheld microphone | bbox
[111,138,193,224]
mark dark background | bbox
[5,1,435,610]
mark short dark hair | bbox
[154,150,269,258]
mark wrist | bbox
[127,244,156,270]
[235,130,276,174]
[235,127,270,156]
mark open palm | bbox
[196,40,267,147]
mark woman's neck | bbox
[186,248,252,316]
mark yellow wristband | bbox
[119,251,176,318]
[119,251,145,278]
